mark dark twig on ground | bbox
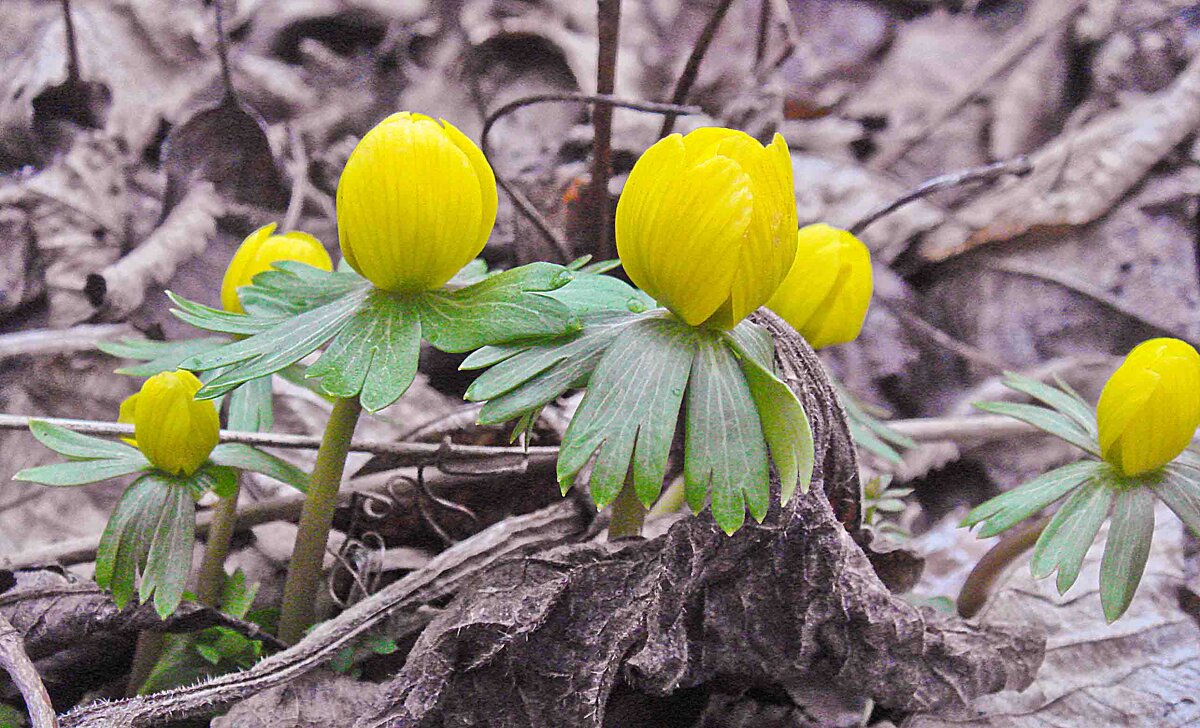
[658,0,737,137]
[480,93,699,262]
[591,0,622,260]
[850,156,1033,236]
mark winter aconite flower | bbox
[118,371,219,476]
[336,112,498,292]
[220,224,332,313]
[767,224,873,350]
[1097,338,1200,476]
[615,127,797,329]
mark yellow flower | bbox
[767,224,873,350]
[336,112,497,293]
[1097,338,1200,476]
[615,127,797,329]
[220,223,333,313]
[119,371,219,476]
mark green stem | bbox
[276,396,361,644]
[195,475,242,608]
[125,630,164,696]
[608,477,646,539]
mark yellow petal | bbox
[441,119,498,255]
[1097,338,1200,475]
[768,224,873,349]
[720,133,798,324]
[616,133,753,325]
[133,371,219,475]
[221,224,332,313]
[337,113,495,292]
[117,393,140,447]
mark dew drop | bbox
[626,297,648,313]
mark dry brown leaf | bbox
[920,50,1200,261]
[908,506,1200,727]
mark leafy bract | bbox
[963,460,1104,538]
[556,316,697,507]
[174,262,579,412]
[96,473,196,617]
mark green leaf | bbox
[1155,466,1200,536]
[0,704,27,728]
[306,290,421,412]
[237,262,366,316]
[193,465,239,499]
[1001,372,1098,435]
[168,291,288,336]
[185,288,369,399]
[460,343,526,371]
[847,419,904,465]
[725,319,774,372]
[1030,479,1112,593]
[685,334,770,535]
[556,316,696,507]
[209,443,308,492]
[973,400,1100,456]
[15,457,150,486]
[469,312,640,425]
[226,375,274,433]
[195,642,224,665]
[99,337,228,377]
[366,635,399,655]
[446,258,490,287]
[142,484,196,617]
[97,474,173,608]
[26,420,142,460]
[538,272,654,316]
[728,332,813,503]
[1100,486,1155,622]
[419,262,579,353]
[220,568,259,619]
[835,382,917,462]
[963,460,1102,538]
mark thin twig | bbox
[0,613,58,728]
[881,302,1011,374]
[0,413,558,464]
[60,0,79,84]
[213,0,234,101]
[753,0,771,69]
[282,125,308,233]
[659,0,737,137]
[496,175,574,262]
[986,259,1193,345]
[481,94,701,157]
[480,93,699,262]
[592,0,622,259]
[0,324,134,359]
[849,156,1033,236]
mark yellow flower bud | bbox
[121,371,220,476]
[1097,338,1200,476]
[220,223,333,313]
[336,112,498,293]
[766,224,873,350]
[615,127,797,329]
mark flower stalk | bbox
[194,474,241,607]
[277,395,362,644]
